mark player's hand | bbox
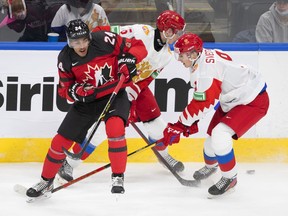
[162,121,199,146]
[125,82,141,101]
[154,138,167,151]
[118,53,137,83]
[162,122,185,146]
[68,83,97,103]
[127,101,139,126]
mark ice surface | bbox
[1,162,288,216]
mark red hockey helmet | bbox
[156,10,185,33]
[174,33,203,54]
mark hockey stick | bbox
[53,140,156,193]
[14,140,157,199]
[63,74,126,160]
[130,122,200,187]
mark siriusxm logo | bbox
[0,76,192,112]
[0,76,70,112]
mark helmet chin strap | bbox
[188,52,201,66]
[163,31,175,40]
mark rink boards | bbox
[0,43,288,163]
[1,138,287,163]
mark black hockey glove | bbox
[68,83,97,103]
[118,53,137,83]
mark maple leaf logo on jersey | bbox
[94,63,113,86]
[83,63,113,87]
[83,65,94,83]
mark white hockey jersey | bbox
[51,4,109,31]
[179,48,266,126]
[112,24,173,83]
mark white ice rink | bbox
[1,162,288,216]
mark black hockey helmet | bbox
[66,19,91,47]
[66,19,90,39]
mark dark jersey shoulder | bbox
[57,45,73,73]
[89,30,122,56]
[57,31,123,72]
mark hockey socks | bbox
[41,134,73,179]
[106,117,127,174]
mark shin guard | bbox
[41,134,74,179]
[106,117,127,174]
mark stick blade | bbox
[180,179,200,187]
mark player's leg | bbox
[193,136,218,181]
[106,116,127,194]
[104,90,130,194]
[26,102,100,199]
[26,134,74,200]
[136,87,184,172]
[56,123,106,184]
[208,122,237,198]
[206,92,269,197]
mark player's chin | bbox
[78,49,88,57]
[182,62,190,68]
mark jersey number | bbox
[104,32,116,45]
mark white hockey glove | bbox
[125,82,141,101]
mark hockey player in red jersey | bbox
[56,10,187,183]
[25,19,147,201]
[161,33,269,198]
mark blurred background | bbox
[0,0,278,42]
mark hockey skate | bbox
[193,165,218,181]
[208,175,237,199]
[26,178,54,203]
[111,173,125,194]
[157,150,185,173]
[56,159,74,185]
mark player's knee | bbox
[51,134,74,153]
[203,136,216,156]
[106,116,125,138]
[143,117,166,140]
[211,123,234,155]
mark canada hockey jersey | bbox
[57,30,147,102]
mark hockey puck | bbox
[246,170,255,175]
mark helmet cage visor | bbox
[163,23,186,40]
[67,37,90,48]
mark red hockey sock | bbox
[41,134,73,179]
[106,117,127,174]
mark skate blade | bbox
[112,192,124,202]
[26,192,52,203]
[207,187,236,199]
[111,187,125,202]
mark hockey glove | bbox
[154,139,167,151]
[68,82,97,103]
[118,53,137,83]
[125,82,141,101]
[127,101,139,126]
[162,121,199,146]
